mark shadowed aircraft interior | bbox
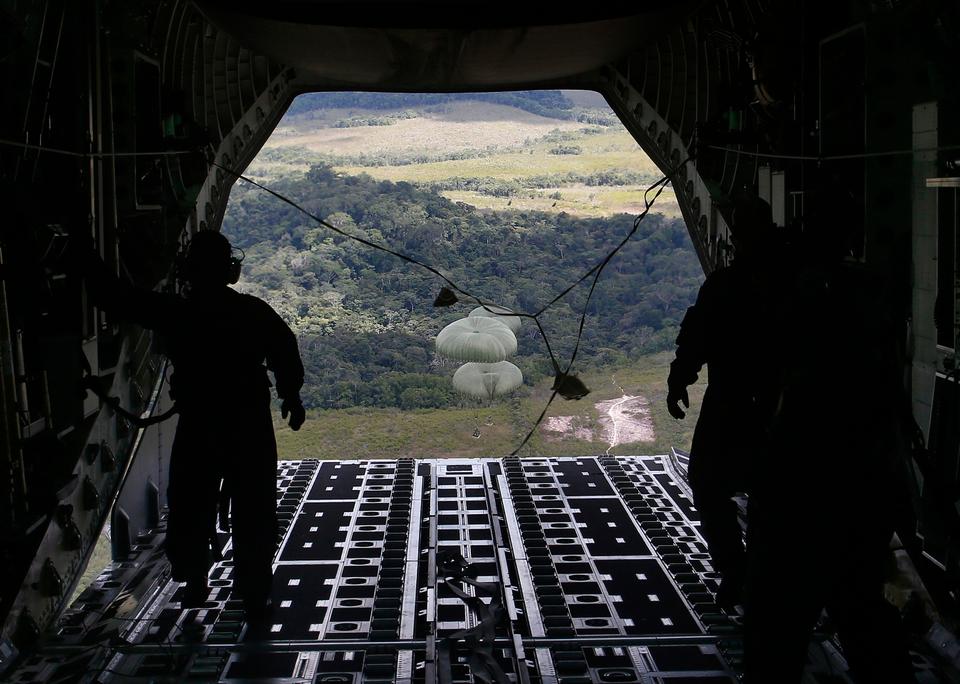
[0,1,958,681]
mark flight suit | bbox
[668,262,775,597]
[100,282,303,613]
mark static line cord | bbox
[566,178,670,375]
[531,173,673,319]
[0,137,202,158]
[704,142,960,162]
[212,160,677,359]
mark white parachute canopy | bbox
[435,316,518,363]
[468,305,522,335]
[452,361,524,399]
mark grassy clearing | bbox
[274,404,521,459]
[250,100,677,219]
[272,101,593,157]
[333,130,658,182]
[274,353,705,460]
[440,185,681,218]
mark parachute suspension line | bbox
[210,156,686,456]
[508,174,674,456]
[211,160,565,372]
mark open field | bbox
[439,185,681,219]
[334,129,662,180]
[247,97,680,218]
[272,101,593,156]
[274,352,705,459]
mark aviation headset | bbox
[175,232,245,285]
[226,246,244,285]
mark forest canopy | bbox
[285,91,576,120]
[222,163,701,410]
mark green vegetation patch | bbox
[274,352,706,459]
[275,404,520,459]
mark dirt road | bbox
[598,375,655,453]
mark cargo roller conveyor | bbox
[7,456,855,683]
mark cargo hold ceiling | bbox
[195,0,698,89]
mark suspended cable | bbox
[0,137,201,158]
[704,142,960,162]
[211,158,683,456]
[5,134,957,164]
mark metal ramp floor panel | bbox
[8,455,792,683]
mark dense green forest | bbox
[222,163,701,410]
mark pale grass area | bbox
[270,101,592,156]
[245,160,315,177]
[251,94,680,221]
[276,107,376,127]
[334,129,662,182]
[337,148,652,180]
[441,186,682,218]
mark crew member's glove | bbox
[666,385,689,420]
[281,398,306,431]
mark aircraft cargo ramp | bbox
[7,455,859,683]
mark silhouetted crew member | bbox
[743,203,913,682]
[83,231,305,620]
[666,197,779,609]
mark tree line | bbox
[285,91,578,121]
